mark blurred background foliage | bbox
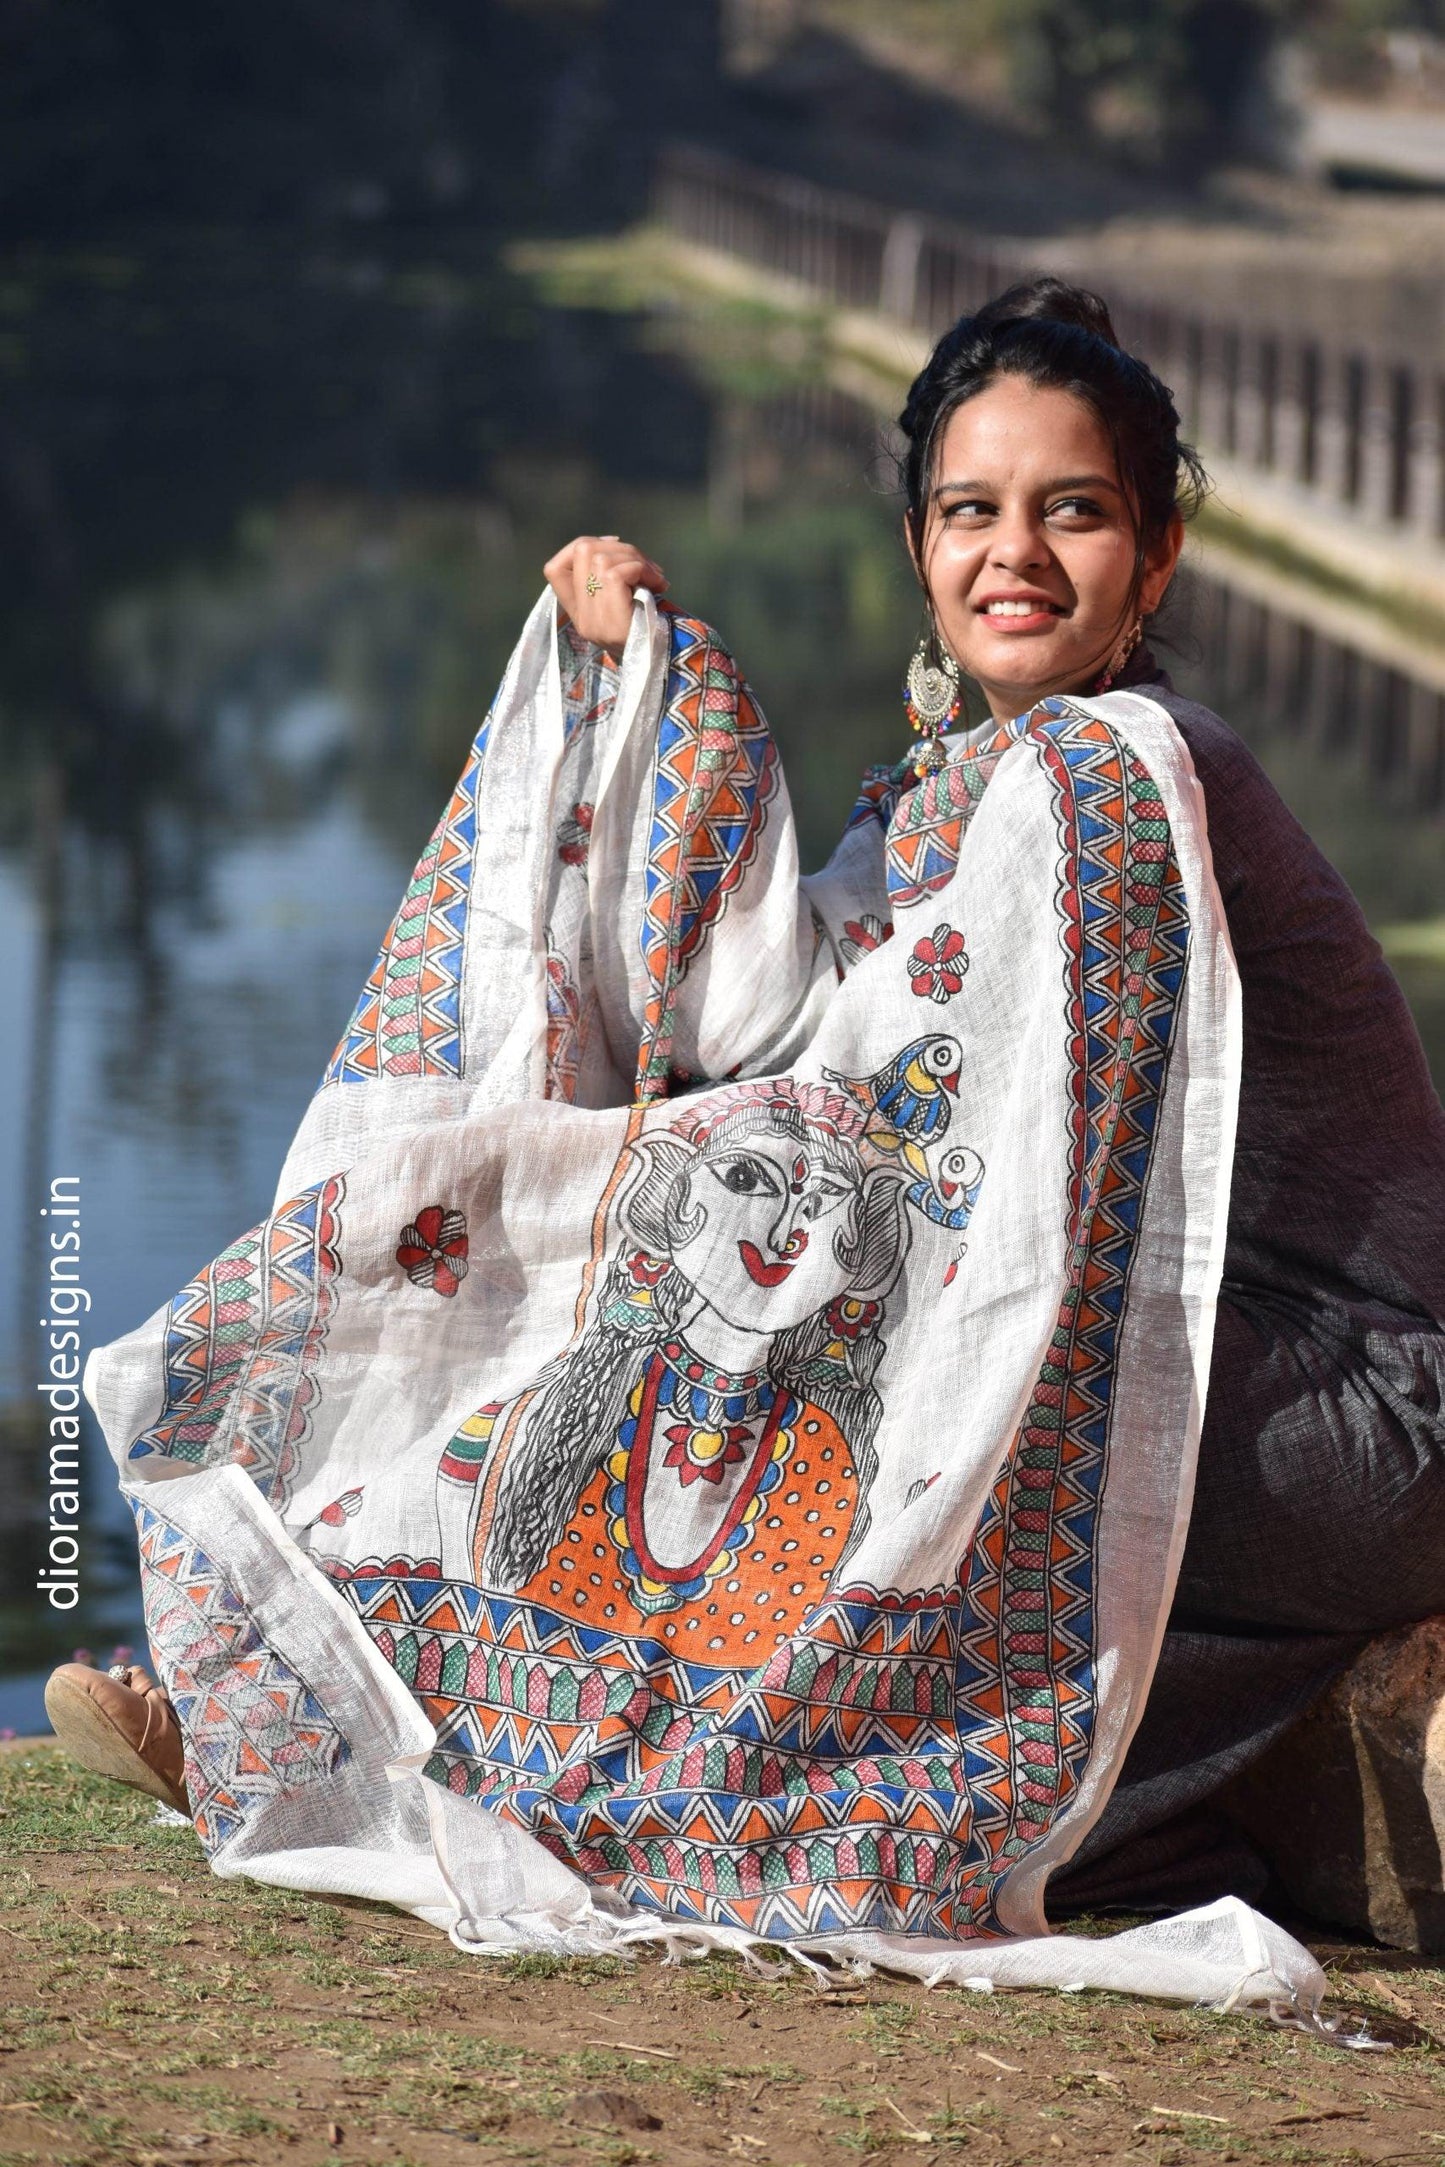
[4,0,1445,250]
[806,0,1445,170]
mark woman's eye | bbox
[713,1158,774,1196]
[941,499,992,521]
[1049,497,1105,520]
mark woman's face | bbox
[912,376,1183,723]
[670,1128,859,1336]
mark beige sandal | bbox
[45,1662,191,1817]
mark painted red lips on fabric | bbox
[738,1234,807,1286]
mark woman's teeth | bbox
[985,599,1054,616]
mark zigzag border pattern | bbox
[635,610,780,1101]
[845,763,907,835]
[134,1499,350,1854]
[126,1175,344,1515]
[322,715,490,1084]
[903,701,1188,1933]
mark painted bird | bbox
[904,1144,986,1233]
[826,1033,961,1178]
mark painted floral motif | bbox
[825,1294,883,1341]
[663,1415,752,1487]
[396,1205,469,1297]
[607,1358,798,1609]
[316,1487,364,1527]
[839,914,892,967]
[555,801,594,867]
[907,924,968,1004]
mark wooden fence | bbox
[654,142,1445,545]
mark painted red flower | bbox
[627,1250,670,1288]
[840,914,893,967]
[907,923,968,1004]
[664,1422,751,1487]
[396,1204,469,1296]
[556,801,594,867]
[318,1487,364,1527]
[826,1294,882,1340]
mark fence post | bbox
[1313,349,1355,505]
[1197,324,1240,458]
[1359,356,1400,524]
[1273,339,1311,486]
[880,215,924,324]
[1236,334,1262,469]
[1409,373,1444,542]
[1405,681,1445,807]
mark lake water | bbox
[2,240,1442,1726]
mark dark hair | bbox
[898,275,1208,625]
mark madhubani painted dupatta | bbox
[86,591,1323,2007]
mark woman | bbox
[52,280,1445,1969]
[534,284,1445,1915]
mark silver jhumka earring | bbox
[903,620,962,780]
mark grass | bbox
[1,1742,1443,2165]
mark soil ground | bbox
[3,1745,1445,2167]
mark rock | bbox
[569,2088,662,2132]
[1224,1615,1445,1954]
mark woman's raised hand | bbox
[543,535,669,653]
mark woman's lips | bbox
[976,604,1064,634]
[739,1240,797,1287]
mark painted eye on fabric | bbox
[710,1156,779,1197]
[800,1179,851,1221]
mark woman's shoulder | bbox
[1120,677,1277,804]
[1117,678,1348,915]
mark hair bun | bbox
[974,276,1120,350]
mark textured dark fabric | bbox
[1051,659,1445,1913]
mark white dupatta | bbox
[85,590,1326,2013]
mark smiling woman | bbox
[896,279,1203,752]
[50,277,1445,1992]
[894,281,1445,1922]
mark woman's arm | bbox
[543,533,669,655]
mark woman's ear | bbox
[1142,510,1186,616]
[902,511,925,590]
[834,1167,911,1299]
[619,1134,700,1253]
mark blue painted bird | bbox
[825,1033,961,1179]
[904,1144,986,1233]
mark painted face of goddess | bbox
[669,1122,862,1335]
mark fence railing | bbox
[653,142,1445,546]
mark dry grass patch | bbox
[2,1742,1443,2165]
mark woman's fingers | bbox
[552,535,669,651]
[542,538,580,620]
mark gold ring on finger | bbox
[585,573,602,596]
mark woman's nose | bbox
[766,1200,807,1257]
[988,514,1049,572]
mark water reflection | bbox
[2,258,1442,1713]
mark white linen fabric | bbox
[85,590,1326,2015]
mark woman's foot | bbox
[44,1662,191,1817]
